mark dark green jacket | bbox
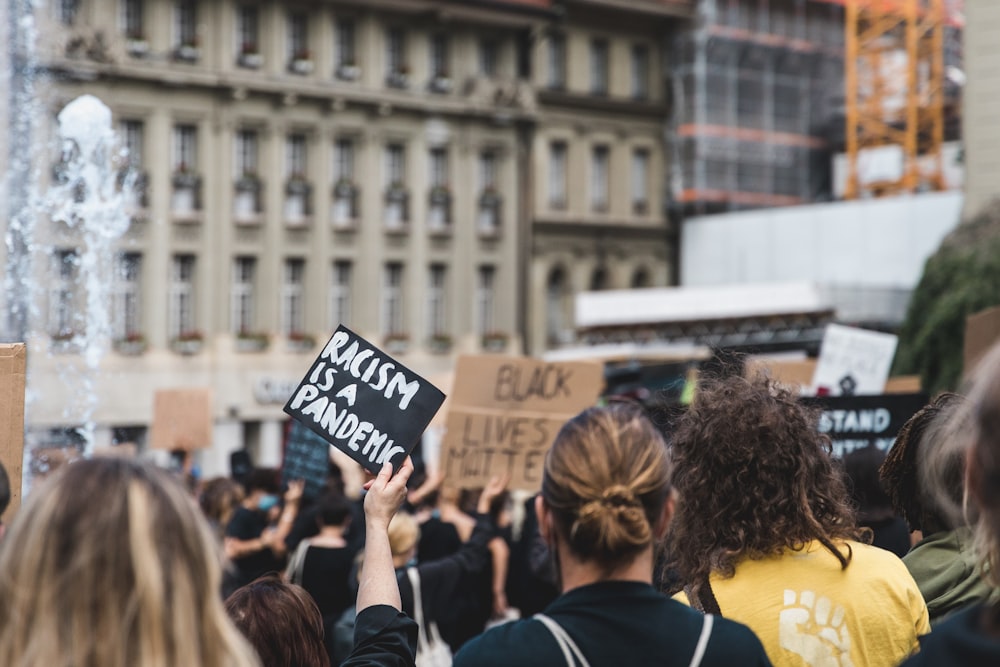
[903,527,993,626]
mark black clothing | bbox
[507,495,559,616]
[301,545,357,620]
[225,507,282,589]
[397,513,494,652]
[454,580,772,667]
[901,603,1000,666]
[868,515,912,559]
[342,604,418,667]
[417,515,462,563]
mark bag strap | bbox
[285,538,311,585]
[684,577,722,616]
[406,567,431,654]
[535,614,591,667]
[688,614,714,667]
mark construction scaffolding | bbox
[843,0,964,198]
[673,0,846,216]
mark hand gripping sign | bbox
[283,326,446,475]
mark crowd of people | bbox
[2,341,1000,666]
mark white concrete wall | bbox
[681,191,963,290]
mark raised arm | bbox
[357,459,413,612]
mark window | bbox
[50,249,80,337]
[480,39,498,77]
[631,267,651,288]
[386,28,407,86]
[590,39,609,95]
[121,120,144,168]
[478,151,500,234]
[549,142,567,209]
[335,19,357,72]
[172,124,197,173]
[548,33,566,89]
[384,144,407,228]
[428,148,450,231]
[288,12,310,64]
[590,267,609,291]
[236,130,258,177]
[113,253,142,340]
[330,261,352,328]
[175,0,197,48]
[281,259,305,335]
[287,134,307,178]
[430,35,449,79]
[332,138,357,224]
[169,255,196,338]
[386,144,405,186]
[231,257,256,334]
[59,0,79,26]
[476,266,496,335]
[631,149,650,214]
[631,44,650,99]
[236,5,260,62]
[546,267,569,346]
[122,0,144,39]
[591,145,609,212]
[382,263,404,336]
[427,264,447,337]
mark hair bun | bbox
[601,484,639,508]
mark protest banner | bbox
[283,325,446,475]
[812,324,898,396]
[150,388,213,450]
[440,355,604,491]
[0,344,26,521]
[283,420,334,500]
[801,393,927,458]
[746,357,817,392]
[964,305,1000,374]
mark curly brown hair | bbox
[665,374,862,592]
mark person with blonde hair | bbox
[0,457,261,667]
[455,402,771,667]
[902,342,1000,665]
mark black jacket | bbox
[901,604,1000,667]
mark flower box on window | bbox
[337,63,360,81]
[126,37,149,57]
[481,331,509,352]
[427,185,452,234]
[171,170,202,220]
[429,75,452,94]
[284,177,313,227]
[287,331,316,353]
[384,184,409,231]
[171,331,204,355]
[114,333,147,356]
[386,68,410,89]
[478,189,502,237]
[238,50,263,69]
[173,43,200,63]
[235,331,269,353]
[384,334,410,355]
[289,51,314,75]
[332,179,359,229]
[428,334,452,354]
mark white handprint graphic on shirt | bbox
[779,589,854,667]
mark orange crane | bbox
[841,0,962,198]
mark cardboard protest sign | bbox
[964,305,1000,374]
[283,326,446,475]
[283,420,333,500]
[440,355,604,491]
[150,388,213,450]
[0,344,26,521]
[812,324,898,396]
[801,393,928,458]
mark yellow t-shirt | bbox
[678,540,930,667]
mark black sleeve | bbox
[417,513,494,621]
[284,505,319,551]
[341,605,417,667]
[225,509,259,540]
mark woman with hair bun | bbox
[454,403,771,667]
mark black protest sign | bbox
[283,325,446,474]
[801,393,928,458]
[283,420,332,500]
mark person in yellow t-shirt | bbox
[665,374,930,667]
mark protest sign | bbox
[440,355,604,491]
[150,388,213,450]
[801,393,927,458]
[812,324,898,396]
[964,305,1000,374]
[283,420,333,500]
[283,325,446,475]
[0,344,26,521]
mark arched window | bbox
[546,266,568,345]
[631,267,651,288]
[590,266,609,291]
